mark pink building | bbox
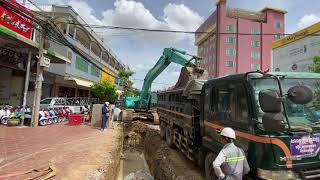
[195,0,286,78]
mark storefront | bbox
[0,0,38,106]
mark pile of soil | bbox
[123,121,148,152]
[144,128,205,180]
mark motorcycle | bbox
[1,106,11,125]
[44,108,53,125]
[39,109,48,126]
[56,107,64,122]
[7,106,21,126]
[63,107,71,120]
[49,108,58,123]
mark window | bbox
[275,21,281,28]
[251,63,260,71]
[91,65,100,77]
[226,37,236,44]
[251,29,260,35]
[75,56,89,72]
[275,34,282,40]
[251,51,260,59]
[40,98,52,104]
[210,44,215,51]
[212,84,249,124]
[226,49,236,56]
[226,61,235,67]
[209,55,214,62]
[226,25,236,32]
[210,35,215,42]
[210,87,216,110]
[251,40,260,47]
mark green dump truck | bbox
[157,71,320,180]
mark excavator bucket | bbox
[174,67,208,89]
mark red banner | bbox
[0,0,33,39]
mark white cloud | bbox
[297,14,320,30]
[68,0,103,26]
[131,64,153,72]
[63,0,203,44]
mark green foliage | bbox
[119,67,134,79]
[118,67,139,97]
[308,56,320,73]
[90,81,118,103]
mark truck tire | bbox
[160,121,166,140]
[166,125,175,148]
[205,152,218,180]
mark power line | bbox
[0,0,123,80]
[53,21,320,36]
[131,78,174,86]
[1,0,174,87]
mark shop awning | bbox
[73,77,94,87]
[64,76,94,87]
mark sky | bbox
[24,0,320,90]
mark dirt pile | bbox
[121,121,204,180]
[144,128,205,180]
[123,121,148,152]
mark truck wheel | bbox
[160,122,166,140]
[166,125,175,148]
[205,152,218,180]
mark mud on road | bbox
[120,121,205,180]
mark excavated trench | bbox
[117,121,205,180]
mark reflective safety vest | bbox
[212,143,250,180]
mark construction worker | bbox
[212,127,250,180]
[101,102,110,131]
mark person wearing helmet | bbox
[212,127,250,180]
[101,102,110,131]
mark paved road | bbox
[0,122,122,179]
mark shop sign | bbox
[0,0,33,39]
[40,56,50,68]
[0,47,35,70]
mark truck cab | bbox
[201,72,320,179]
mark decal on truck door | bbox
[290,134,320,158]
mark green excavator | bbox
[119,47,205,124]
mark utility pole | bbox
[31,26,46,127]
[21,51,32,126]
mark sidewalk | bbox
[0,122,123,179]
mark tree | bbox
[308,56,320,73]
[118,67,139,97]
[90,81,118,103]
[119,67,134,79]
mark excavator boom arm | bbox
[137,47,199,110]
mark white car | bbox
[40,98,84,114]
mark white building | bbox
[272,22,320,72]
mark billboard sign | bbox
[0,0,33,39]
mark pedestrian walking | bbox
[212,127,250,180]
[101,102,110,131]
[108,102,116,129]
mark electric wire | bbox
[1,0,176,86]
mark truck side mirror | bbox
[259,89,282,113]
[287,85,313,104]
[262,113,287,132]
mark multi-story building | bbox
[30,5,124,100]
[195,0,286,79]
[272,22,320,72]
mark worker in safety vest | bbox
[212,127,250,180]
